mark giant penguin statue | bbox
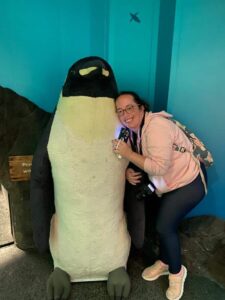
[30,57,131,299]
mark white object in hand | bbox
[115,140,122,159]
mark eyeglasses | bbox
[116,104,141,116]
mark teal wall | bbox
[168,0,225,219]
[108,0,160,107]
[0,0,159,111]
[0,0,225,219]
[0,0,109,112]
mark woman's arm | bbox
[113,139,146,170]
[113,116,174,176]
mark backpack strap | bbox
[173,143,207,194]
[173,144,187,153]
[171,120,208,194]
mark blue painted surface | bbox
[108,0,160,109]
[153,0,176,111]
[0,0,109,112]
[168,0,225,219]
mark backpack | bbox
[169,118,213,168]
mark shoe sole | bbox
[142,270,169,281]
[166,266,187,300]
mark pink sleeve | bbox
[143,117,174,176]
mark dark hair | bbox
[116,91,150,112]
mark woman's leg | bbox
[156,173,205,274]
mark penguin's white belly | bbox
[47,98,130,282]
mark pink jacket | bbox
[140,111,200,194]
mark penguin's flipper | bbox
[30,115,55,253]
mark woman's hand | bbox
[125,168,142,185]
[112,139,133,159]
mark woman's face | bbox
[115,94,144,132]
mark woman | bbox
[112,91,207,300]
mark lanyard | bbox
[127,113,156,191]
[129,114,145,154]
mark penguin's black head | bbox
[63,56,118,99]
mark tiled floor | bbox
[1,244,225,300]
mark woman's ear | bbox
[140,104,145,112]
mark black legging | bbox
[157,167,206,273]
[124,164,207,273]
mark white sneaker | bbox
[166,266,187,300]
[142,260,169,281]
